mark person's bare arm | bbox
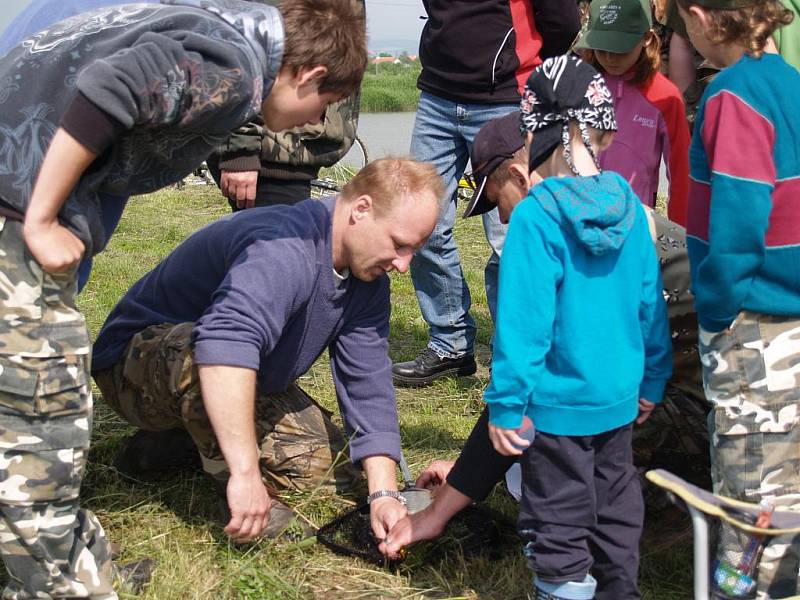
[23,128,96,272]
[198,364,270,543]
[363,455,407,541]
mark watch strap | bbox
[366,489,407,505]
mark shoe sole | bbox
[392,363,477,388]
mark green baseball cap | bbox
[575,0,652,54]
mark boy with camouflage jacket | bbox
[209,94,360,207]
[207,0,364,209]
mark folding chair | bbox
[646,469,800,600]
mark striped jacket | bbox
[686,53,800,332]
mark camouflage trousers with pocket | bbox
[0,217,115,599]
[699,311,800,599]
[93,322,361,494]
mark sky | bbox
[0,0,426,53]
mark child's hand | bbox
[636,398,656,425]
[488,423,530,456]
[415,460,455,489]
[23,220,84,273]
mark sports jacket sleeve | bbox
[329,276,401,465]
[638,220,673,402]
[214,94,360,174]
[646,75,691,226]
[693,90,776,331]
[73,30,259,135]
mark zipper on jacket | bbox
[491,27,514,90]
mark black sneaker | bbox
[392,347,477,387]
[114,428,202,479]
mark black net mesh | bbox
[316,503,518,566]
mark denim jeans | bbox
[409,91,516,358]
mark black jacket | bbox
[417,0,581,104]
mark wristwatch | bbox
[366,490,407,505]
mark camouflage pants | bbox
[93,322,360,493]
[699,311,800,599]
[0,217,115,599]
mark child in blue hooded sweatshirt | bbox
[479,55,672,600]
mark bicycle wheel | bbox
[175,161,214,189]
[311,135,369,198]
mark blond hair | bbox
[676,0,793,57]
[280,0,367,94]
[341,157,446,217]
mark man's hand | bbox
[415,460,455,489]
[225,470,271,543]
[362,455,406,541]
[220,170,258,209]
[488,423,530,456]
[370,496,407,542]
[636,398,657,425]
[23,219,84,273]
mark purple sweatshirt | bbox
[92,196,400,464]
[598,71,690,226]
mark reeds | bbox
[360,63,421,112]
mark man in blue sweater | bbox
[91,158,444,544]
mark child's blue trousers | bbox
[518,423,643,600]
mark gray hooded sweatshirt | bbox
[0,0,283,257]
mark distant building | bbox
[371,56,399,65]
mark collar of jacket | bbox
[601,71,635,101]
[161,0,284,96]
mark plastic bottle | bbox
[505,416,536,501]
[514,415,536,450]
[712,500,774,598]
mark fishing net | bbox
[316,501,518,566]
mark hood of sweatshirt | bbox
[162,0,283,94]
[533,171,638,255]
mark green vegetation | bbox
[0,182,694,598]
[360,62,422,113]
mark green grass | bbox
[34,181,694,599]
[360,63,422,113]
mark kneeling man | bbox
[91,158,444,543]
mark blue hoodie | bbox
[485,171,672,436]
